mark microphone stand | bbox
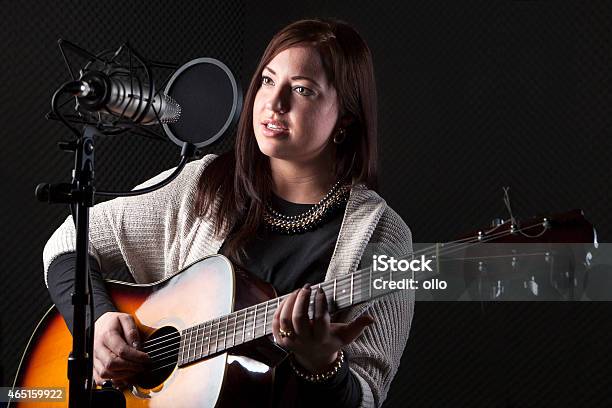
[36,40,199,407]
[67,125,111,408]
[36,124,195,408]
[38,125,122,407]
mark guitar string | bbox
[165,219,545,352]
[142,224,546,368]
[142,334,179,351]
[141,220,523,350]
[141,221,547,356]
[144,271,364,355]
[148,272,396,368]
[148,261,543,370]
[147,241,546,373]
[143,221,549,367]
[146,255,493,364]
[147,345,177,360]
[147,269,379,367]
[150,359,184,373]
[145,340,177,357]
[142,220,531,351]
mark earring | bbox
[333,128,346,144]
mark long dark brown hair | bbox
[195,18,379,260]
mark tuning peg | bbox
[491,218,504,227]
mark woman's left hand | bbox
[272,283,374,373]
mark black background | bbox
[1,1,611,407]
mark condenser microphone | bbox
[67,70,182,125]
[51,40,241,147]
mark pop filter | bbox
[163,58,242,148]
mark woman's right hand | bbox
[93,312,150,388]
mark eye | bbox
[261,76,274,86]
[294,86,314,96]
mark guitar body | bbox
[12,255,287,407]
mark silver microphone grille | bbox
[158,93,182,124]
[106,77,182,125]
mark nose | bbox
[265,86,289,114]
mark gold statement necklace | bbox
[264,180,351,234]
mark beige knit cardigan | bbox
[43,154,415,407]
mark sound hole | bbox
[136,326,180,388]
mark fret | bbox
[203,323,208,354]
[186,328,191,363]
[263,302,269,335]
[207,320,213,354]
[252,305,257,339]
[192,326,197,361]
[183,328,189,363]
[242,309,247,342]
[194,323,200,358]
[232,312,237,347]
[197,324,203,360]
[185,328,190,364]
[179,330,185,365]
[185,327,192,362]
[194,326,199,360]
[193,324,198,360]
[218,317,224,351]
[189,326,198,361]
[183,328,188,363]
[223,316,229,350]
[350,273,354,305]
[188,327,193,361]
[205,320,211,356]
[214,318,221,353]
[238,310,245,344]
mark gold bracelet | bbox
[289,350,345,383]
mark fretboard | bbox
[177,262,431,366]
[176,215,554,365]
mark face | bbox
[252,46,340,164]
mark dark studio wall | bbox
[1,1,611,407]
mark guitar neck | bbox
[177,215,554,366]
[177,263,430,367]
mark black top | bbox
[46,193,361,407]
[221,193,345,295]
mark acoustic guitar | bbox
[10,210,593,407]
[11,253,394,407]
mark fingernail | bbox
[303,283,311,290]
[132,341,140,348]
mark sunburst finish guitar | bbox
[12,255,289,407]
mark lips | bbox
[260,123,289,137]
[260,118,289,137]
[261,119,289,130]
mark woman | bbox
[44,18,414,407]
